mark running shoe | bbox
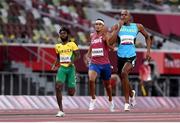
[124,103,130,111]
[109,100,115,112]
[56,111,65,117]
[89,99,96,110]
[130,90,136,107]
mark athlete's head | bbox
[59,26,69,42]
[120,9,131,24]
[95,18,104,33]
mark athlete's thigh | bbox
[88,63,99,81]
[67,65,76,88]
[100,64,111,81]
[117,57,126,74]
[122,56,136,73]
[122,62,134,74]
[56,67,66,84]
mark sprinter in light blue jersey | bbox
[110,10,151,111]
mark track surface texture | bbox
[0,109,180,122]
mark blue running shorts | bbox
[89,63,111,81]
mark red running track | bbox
[0,109,180,122]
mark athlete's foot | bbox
[56,111,65,117]
[89,98,96,110]
[124,103,130,111]
[129,90,136,107]
[109,100,115,112]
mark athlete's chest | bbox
[91,35,105,45]
[58,44,73,54]
[118,24,138,36]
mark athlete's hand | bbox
[51,62,59,71]
[111,24,118,32]
[51,64,56,71]
[83,54,90,67]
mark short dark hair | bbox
[59,26,70,34]
[96,18,104,22]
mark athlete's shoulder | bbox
[68,41,76,45]
[136,23,144,31]
[68,41,79,48]
[134,23,143,27]
[90,32,96,37]
[55,43,61,48]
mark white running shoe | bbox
[130,90,136,107]
[109,100,115,112]
[124,103,130,111]
[56,111,65,117]
[89,99,96,110]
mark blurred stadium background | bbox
[0,0,180,109]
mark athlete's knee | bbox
[55,83,62,91]
[89,74,96,82]
[68,88,75,96]
[104,80,111,88]
[89,78,96,83]
[107,84,112,89]
[88,71,97,82]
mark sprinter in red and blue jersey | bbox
[84,19,115,112]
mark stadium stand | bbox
[0,0,91,45]
[0,0,179,50]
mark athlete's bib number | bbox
[60,56,71,63]
[120,35,134,44]
[92,48,104,57]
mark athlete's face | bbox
[95,22,104,32]
[120,10,131,23]
[59,31,68,42]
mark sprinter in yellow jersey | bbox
[51,26,80,117]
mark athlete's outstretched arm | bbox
[137,24,151,60]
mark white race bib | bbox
[60,56,71,63]
[120,35,134,44]
[92,48,104,57]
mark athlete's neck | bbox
[124,21,130,26]
[62,40,68,44]
[96,31,103,35]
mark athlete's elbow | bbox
[108,37,116,45]
[145,35,150,40]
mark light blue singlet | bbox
[117,23,138,58]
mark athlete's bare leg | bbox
[119,62,133,103]
[103,80,112,101]
[55,83,63,111]
[88,70,98,99]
